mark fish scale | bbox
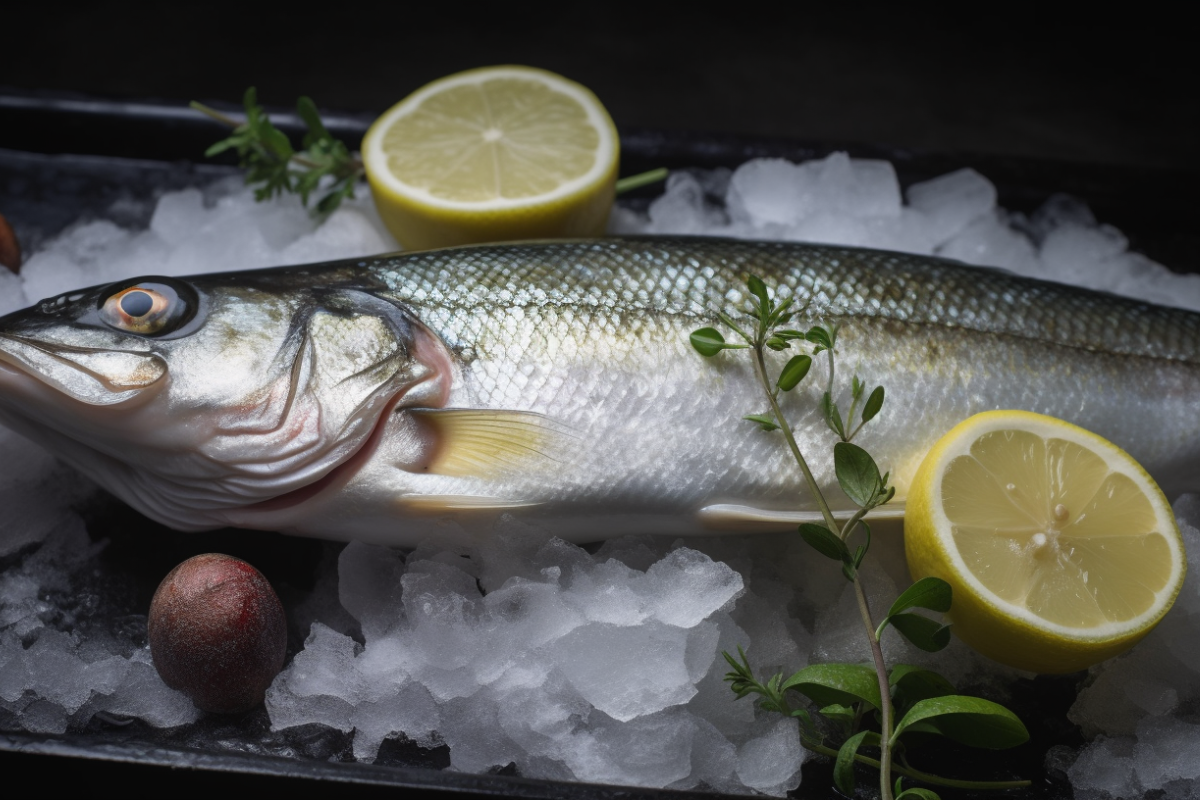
[0,237,1198,546]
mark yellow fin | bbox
[395,494,541,515]
[411,408,569,478]
[697,502,907,534]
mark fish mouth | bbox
[231,321,455,517]
[239,390,411,514]
[0,333,166,406]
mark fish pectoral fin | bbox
[410,408,569,478]
[697,502,907,533]
[395,494,541,515]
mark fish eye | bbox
[98,280,196,336]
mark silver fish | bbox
[0,237,1197,547]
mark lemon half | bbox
[362,65,619,251]
[905,410,1186,674]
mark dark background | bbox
[0,5,1195,797]
[3,3,1195,170]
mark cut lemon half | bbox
[905,410,1186,674]
[362,65,619,251]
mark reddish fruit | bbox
[0,212,20,273]
[148,553,287,714]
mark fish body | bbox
[0,237,1198,547]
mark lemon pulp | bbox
[906,411,1186,673]
[363,66,619,250]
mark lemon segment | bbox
[362,66,619,251]
[905,410,1186,673]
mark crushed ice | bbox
[2,154,1199,796]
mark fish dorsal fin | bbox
[410,408,569,478]
[697,502,907,533]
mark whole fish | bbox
[0,237,1197,547]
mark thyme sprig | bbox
[191,89,364,216]
[691,276,1030,799]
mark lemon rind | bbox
[922,410,1186,642]
[363,65,619,212]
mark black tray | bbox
[2,91,1196,799]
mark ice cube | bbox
[338,541,407,641]
[568,709,697,787]
[266,623,362,733]
[1133,716,1200,787]
[350,680,440,762]
[735,716,805,795]
[17,698,69,734]
[1028,193,1097,242]
[97,648,201,728]
[685,612,758,736]
[642,547,744,628]
[1038,222,1128,287]
[646,172,728,235]
[906,168,997,246]
[727,154,901,230]
[1068,735,1140,799]
[672,716,738,793]
[149,188,207,245]
[727,159,810,226]
[439,692,524,774]
[554,621,699,721]
[938,211,1041,276]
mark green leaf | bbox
[767,295,794,327]
[851,374,864,400]
[896,788,942,800]
[765,335,790,351]
[820,392,846,439]
[781,663,882,710]
[834,730,877,796]
[747,275,770,315]
[889,665,957,711]
[834,441,882,508]
[690,327,728,357]
[818,703,856,725]
[774,329,806,340]
[798,523,849,561]
[296,95,331,140]
[806,326,833,350]
[261,125,295,158]
[892,696,1029,749]
[862,385,885,423]
[777,355,813,391]
[887,613,952,652]
[888,577,952,617]
[743,413,780,432]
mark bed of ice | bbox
[3,153,1200,797]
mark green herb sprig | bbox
[691,277,1031,799]
[191,89,365,216]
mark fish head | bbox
[0,265,451,530]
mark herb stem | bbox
[806,742,1032,791]
[189,100,242,128]
[750,346,838,532]
[615,167,669,194]
[750,334,895,800]
[853,577,894,799]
